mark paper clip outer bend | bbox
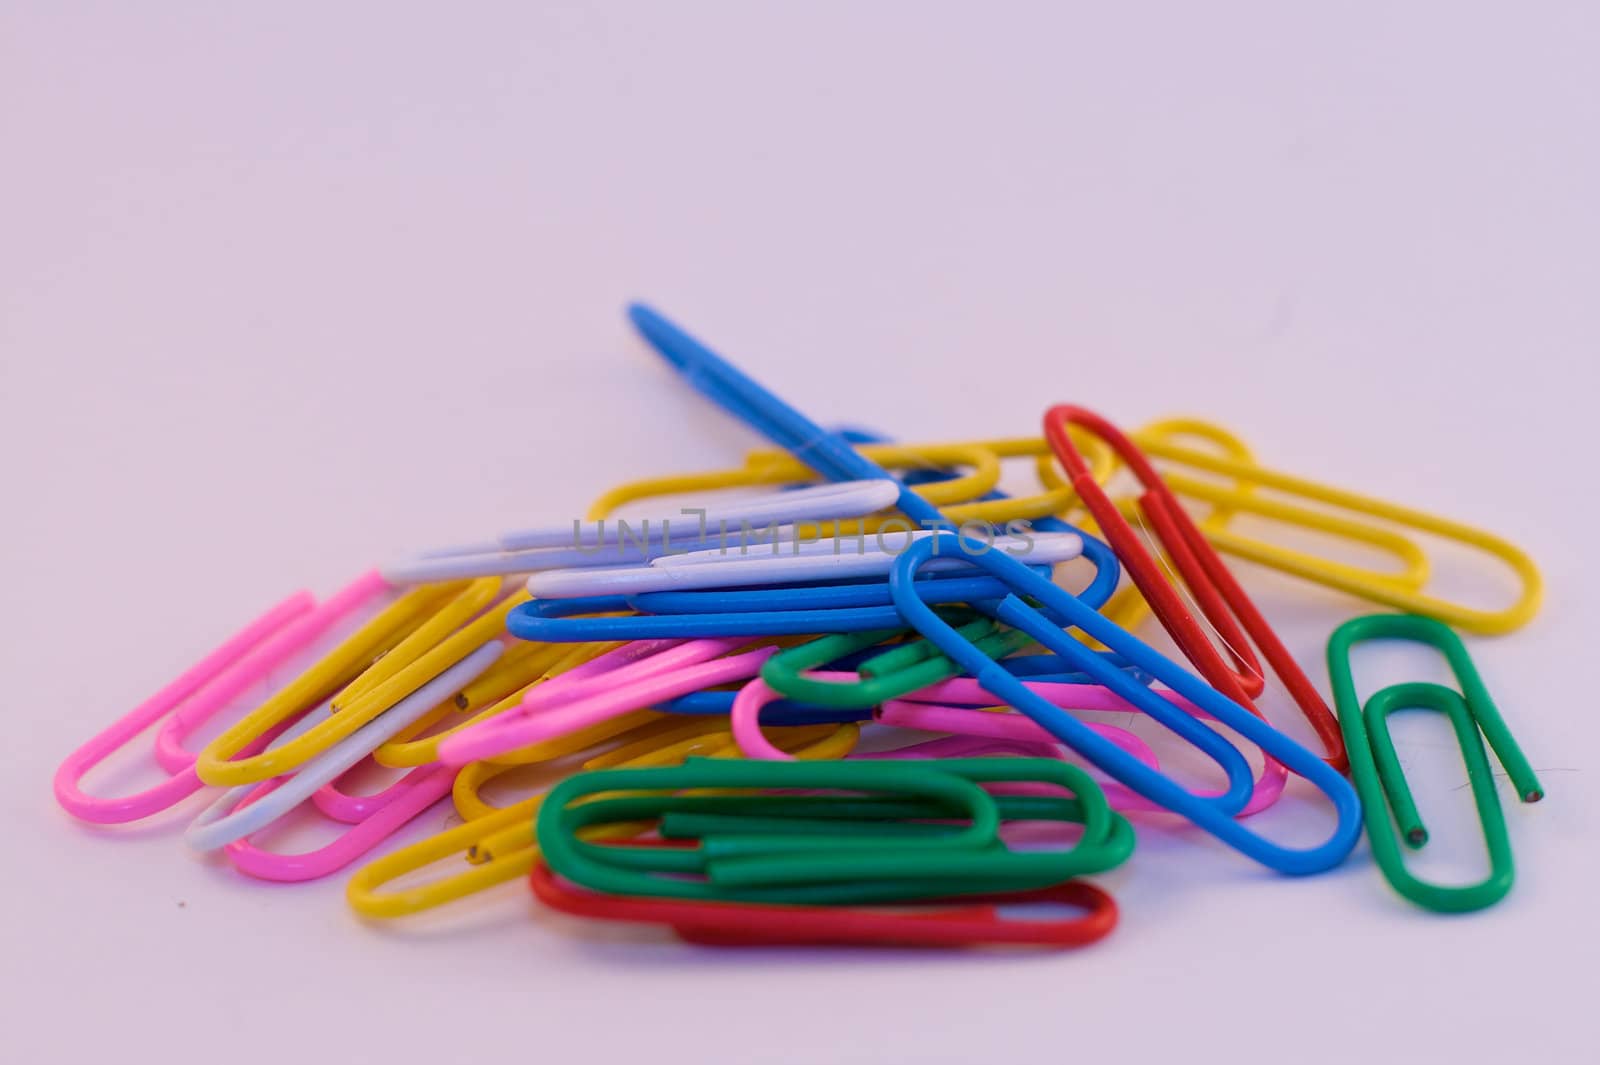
[343,720,858,919]
[53,591,314,824]
[530,862,1120,950]
[195,577,502,787]
[54,574,401,823]
[1130,418,1542,636]
[1326,614,1543,912]
[1045,405,1347,771]
[891,533,1363,875]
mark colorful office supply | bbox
[51,300,1549,951]
[1327,614,1543,911]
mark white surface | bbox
[2,3,1596,1063]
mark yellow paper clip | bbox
[1124,418,1542,635]
[196,578,505,787]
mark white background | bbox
[2,3,1596,1063]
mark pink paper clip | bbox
[437,637,770,766]
[429,637,715,766]
[54,572,390,824]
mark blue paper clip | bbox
[504,540,1125,642]
[507,304,1122,646]
[625,303,1115,563]
[889,533,1363,875]
[508,587,975,641]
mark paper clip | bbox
[437,638,775,766]
[891,532,1362,874]
[530,862,1119,949]
[53,592,314,824]
[538,757,1134,904]
[1125,418,1543,635]
[54,576,392,824]
[508,583,1024,643]
[1046,404,1346,771]
[1326,613,1544,912]
[610,544,1098,621]
[525,530,1080,599]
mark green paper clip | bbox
[1326,614,1544,913]
[537,757,1134,905]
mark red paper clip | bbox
[530,861,1118,949]
[1044,405,1346,770]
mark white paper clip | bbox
[525,530,1083,598]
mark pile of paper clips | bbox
[55,304,1547,948]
